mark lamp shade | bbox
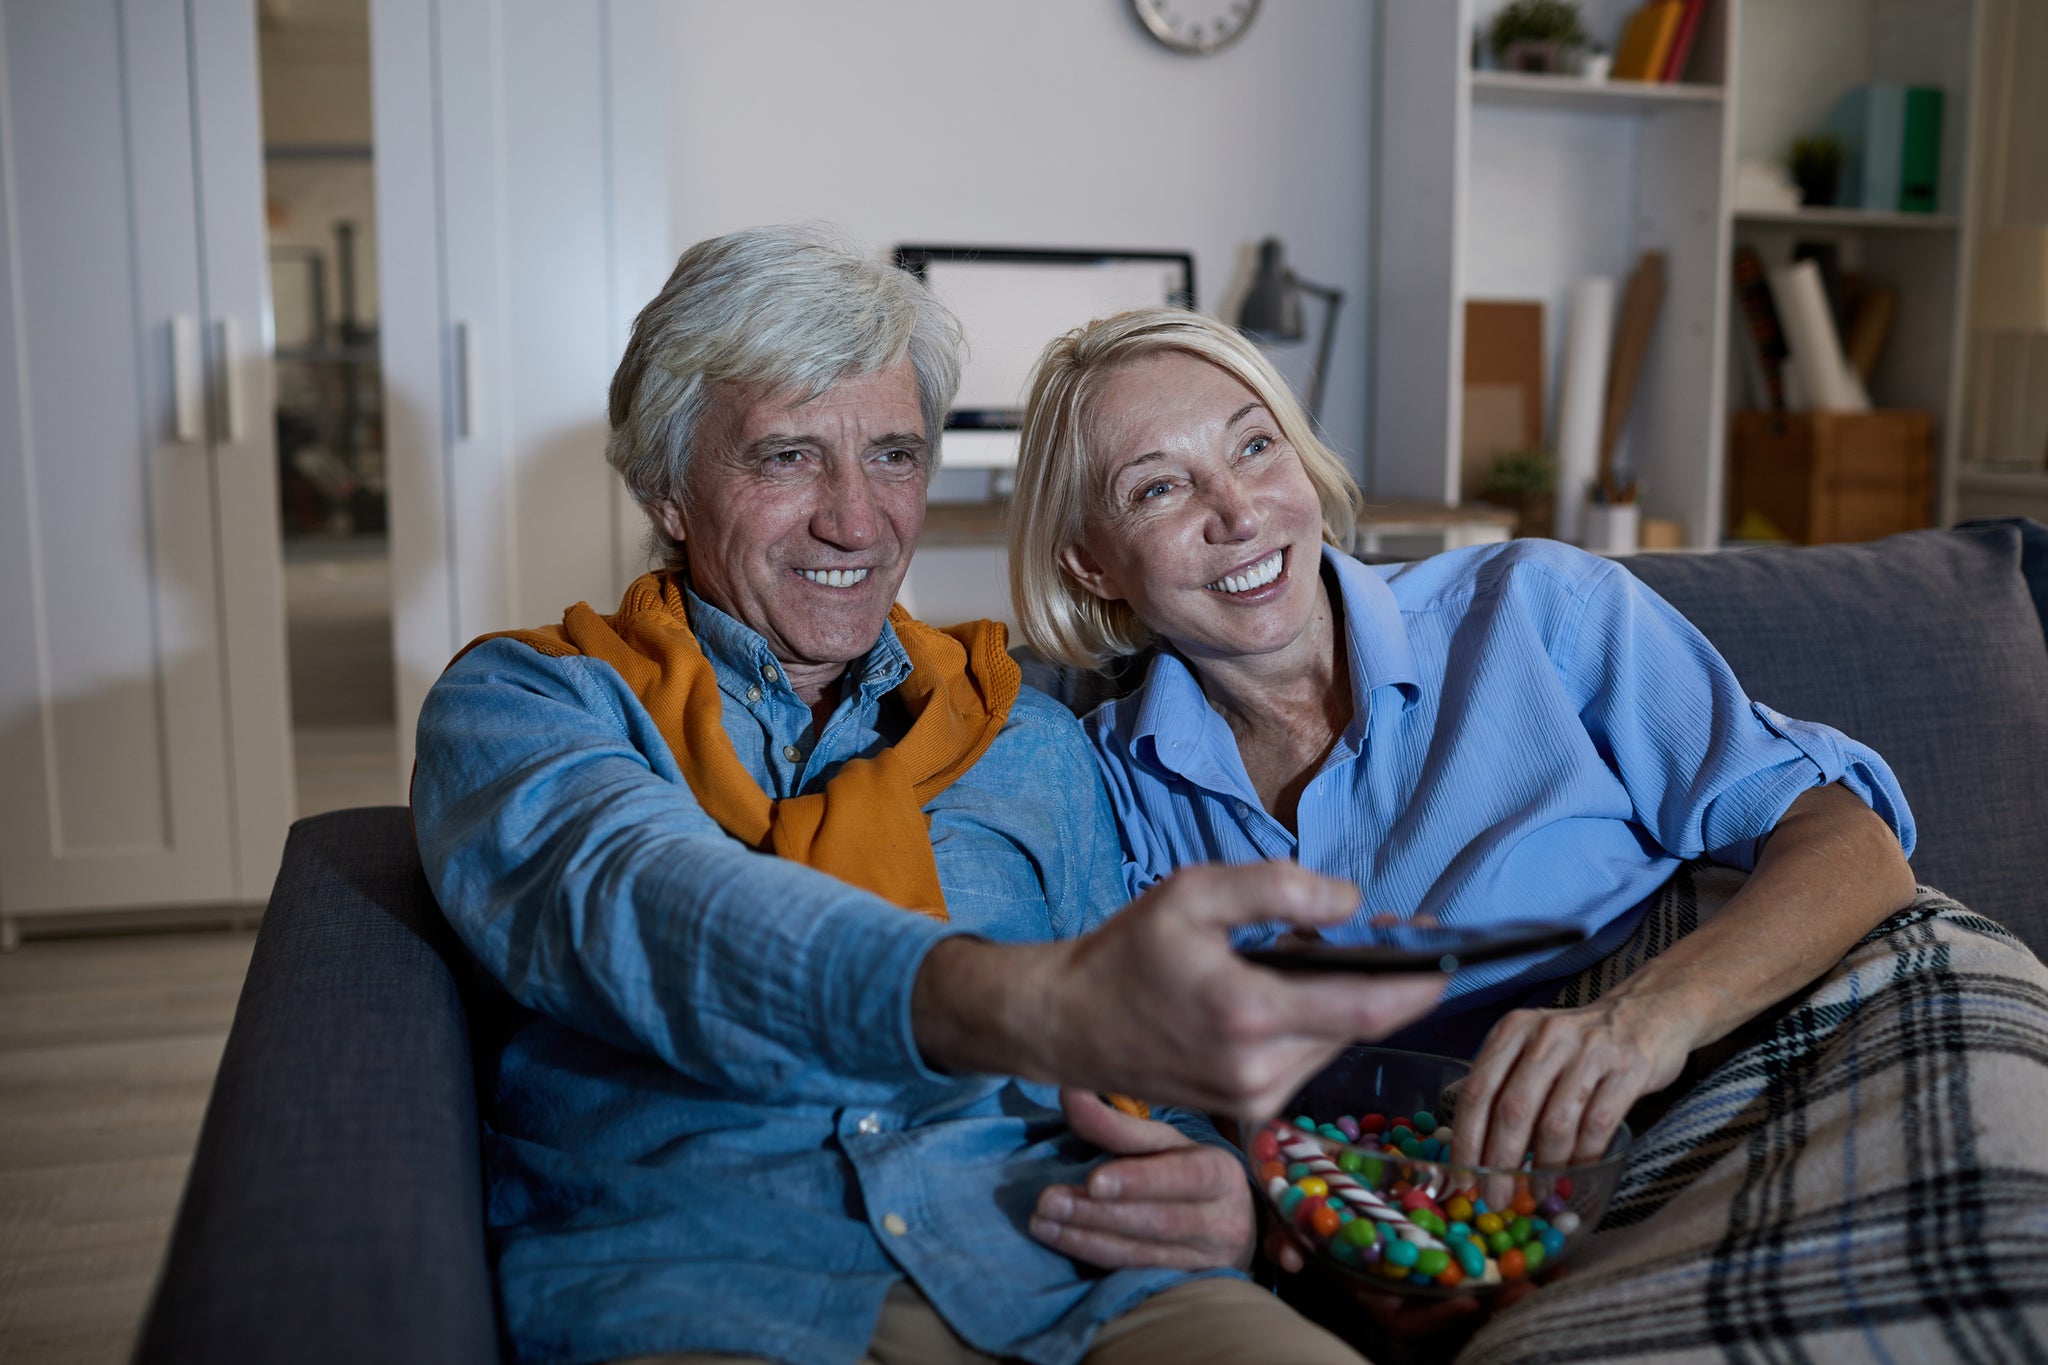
[1237,237,1304,340]
[1972,226,2048,333]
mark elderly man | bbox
[411,225,1439,1365]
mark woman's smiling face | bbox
[1060,351,1330,669]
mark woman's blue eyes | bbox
[1242,435,1271,459]
[1138,479,1174,500]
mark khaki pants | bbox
[615,1275,1368,1365]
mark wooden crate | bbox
[1726,411,1936,544]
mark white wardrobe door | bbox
[376,0,668,768]
[192,0,293,898]
[0,0,236,912]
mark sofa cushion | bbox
[1617,521,2048,956]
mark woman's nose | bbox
[1204,473,1259,543]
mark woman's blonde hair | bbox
[1007,307,1364,670]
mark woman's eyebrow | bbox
[1226,401,1264,428]
[1108,449,1167,485]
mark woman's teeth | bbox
[799,568,869,588]
[1206,550,1283,595]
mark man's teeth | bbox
[1206,551,1283,594]
[799,568,870,588]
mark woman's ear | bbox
[1058,541,1124,604]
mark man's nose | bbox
[809,459,880,550]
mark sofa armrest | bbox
[134,807,501,1365]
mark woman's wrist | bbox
[1599,961,1744,1055]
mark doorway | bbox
[256,0,398,816]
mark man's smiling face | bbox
[656,358,929,700]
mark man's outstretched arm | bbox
[914,861,1445,1119]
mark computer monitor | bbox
[894,245,1197,469]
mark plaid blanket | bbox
[1457,865,2048,1365]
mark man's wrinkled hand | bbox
[1028,1088,1255,1271]
[1024,863,1446,1118]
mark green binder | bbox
[1900,87,1943,213]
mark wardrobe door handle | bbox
[454,320,476,438]
[214,318,244,442]
[171,315,203,443]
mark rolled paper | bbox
[1768,260,1868,412]
[1553,277,1613,545]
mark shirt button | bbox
[744,685,762,703]
[882,1213,909,1236]
[856,1113,881,1136]
[761,663,779,682]
[1234,800,1251,819]
[783,744,803,763]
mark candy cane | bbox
[1277,1130,1445,1247]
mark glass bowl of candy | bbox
[1245,1046,1630,1296]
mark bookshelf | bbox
[1372,0,1985,547]
[1730,0,1981,530]
[1733,207,1960,232]
[1469,69,1726,112]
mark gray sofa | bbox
[133,519,2048,1365]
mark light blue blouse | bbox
[1085,541,1915,1027]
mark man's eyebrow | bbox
[868,431,928,453]
[739,430,928,458]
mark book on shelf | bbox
[1730,246,1788,411]
[1612,1,1684,82]
[1659,0,1709,82]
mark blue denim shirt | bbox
[413,593,1232,1365]
[1088,542,1916,1040]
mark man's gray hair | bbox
[607,224,963,569]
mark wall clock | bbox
[1130,0,1261,55]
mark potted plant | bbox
[1479,447,1557,539]
[1788,135,1843,208]
[1486,0,1590,75]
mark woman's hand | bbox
[1452,787,1916,1175]
[1451,992,1699,1172]
[1029,1088,1256,1271]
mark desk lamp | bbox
[1237,237,1344,422]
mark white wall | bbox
[666,1,1377,470]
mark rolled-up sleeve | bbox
[413,640,963,1102]
[1563,561,1916,870]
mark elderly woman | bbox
[1007,305,1919,1180]
[1003,309,2048,1360]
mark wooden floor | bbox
[0,929,256,1364]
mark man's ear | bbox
[1057,541,1123,604]
[652,501,688,543]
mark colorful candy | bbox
[1257,1106,1597,1293]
